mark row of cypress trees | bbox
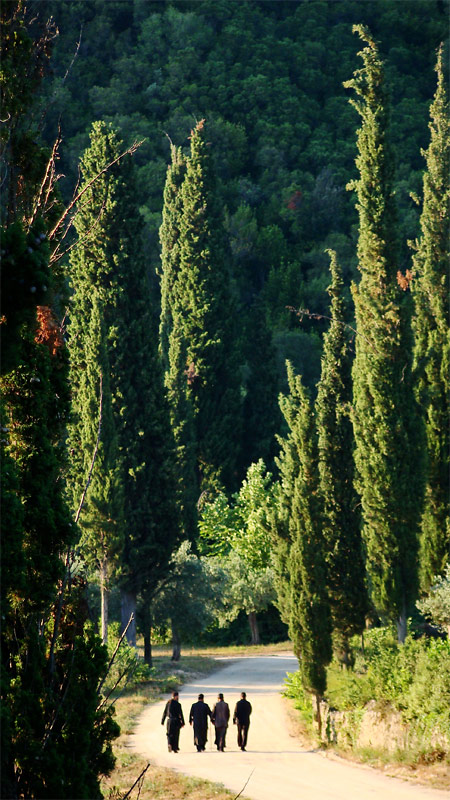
[270,27,449,715]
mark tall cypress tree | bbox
[176,119,242,493]
[68,121,180,655]
[159,145,197,541]
[315,251,368,664]
[411,45,449,592]
[67,123,125,644]
[273,363,332,718]
[344,26,424,641]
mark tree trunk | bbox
[142,604,152,667]
[315,693,322,738]
[248,611,260,645]
[396,601,407,644]
[171,623,181,661]
[100,560,108,645]
[120,589,137,647]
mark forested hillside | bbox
[1,2,449,797]
[43,0,447,389]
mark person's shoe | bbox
[241,747,246,751]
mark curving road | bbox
[129,654,448,800]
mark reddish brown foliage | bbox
[397,269,413,291]
[35,305,64,356]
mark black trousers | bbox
[237,723,249,749]
[214,725,227,750]
[166,720,181,751]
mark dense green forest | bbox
[1,1,449,797]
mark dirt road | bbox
[129,654,448,800]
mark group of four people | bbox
[161,690,252,753]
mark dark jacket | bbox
[189,700,212,727]
[233,698,252,725]
[212,699,230,727]
[161,698,185,728]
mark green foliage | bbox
[199,460,277,633]
[160,145,197,540]
[174,119,242,492]
[273,363,332,695]
[346,26,425,634]
[151,542,228,642]
[315,251,368,656]
[102,624,155,695]
[411,46,450,592]
[199,459,276,567]
[289,626,450,762]
[416,565,450,636]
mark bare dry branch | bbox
[96,612,135,698]
[288,306,379,355]
[50,198,106,266]
[120,764,150,800]
[233,769,254,799]
[48,140,145,242]
[28,125,62,229]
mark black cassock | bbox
[189,700,212,751]
[161,698,185,752]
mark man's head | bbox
[172,691,179,699]
[241,692,246,699]
[198,693,204,701]
[218,693,224,701]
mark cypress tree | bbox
[411,46,449,592]
[68,121,180,654]
[176,119,242,493]
[159,146,197,541]
[159,144,187,372]
[273,363,332,718]
[315,251,368,665]
[344,26,424,641]
[67,123,125,644]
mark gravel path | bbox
[129,654,448,800]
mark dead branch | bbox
[50,198,106,266]
[28,125,62,230]
[287,306,379,355]
[120,764,150,800]
[48,140,145,242]
[233,769,255,799]
[96,612,135,697]
[96,657,139,714]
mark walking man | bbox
[161,690,185,752]
[189,693,212,752]
[233,691,252,751]
[211,692,230,751]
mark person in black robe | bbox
[211,692,230,751]
[233,691,252,751]
[161,690,185,752]
[189,693,212,752]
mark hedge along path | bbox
[129,654,448,800]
